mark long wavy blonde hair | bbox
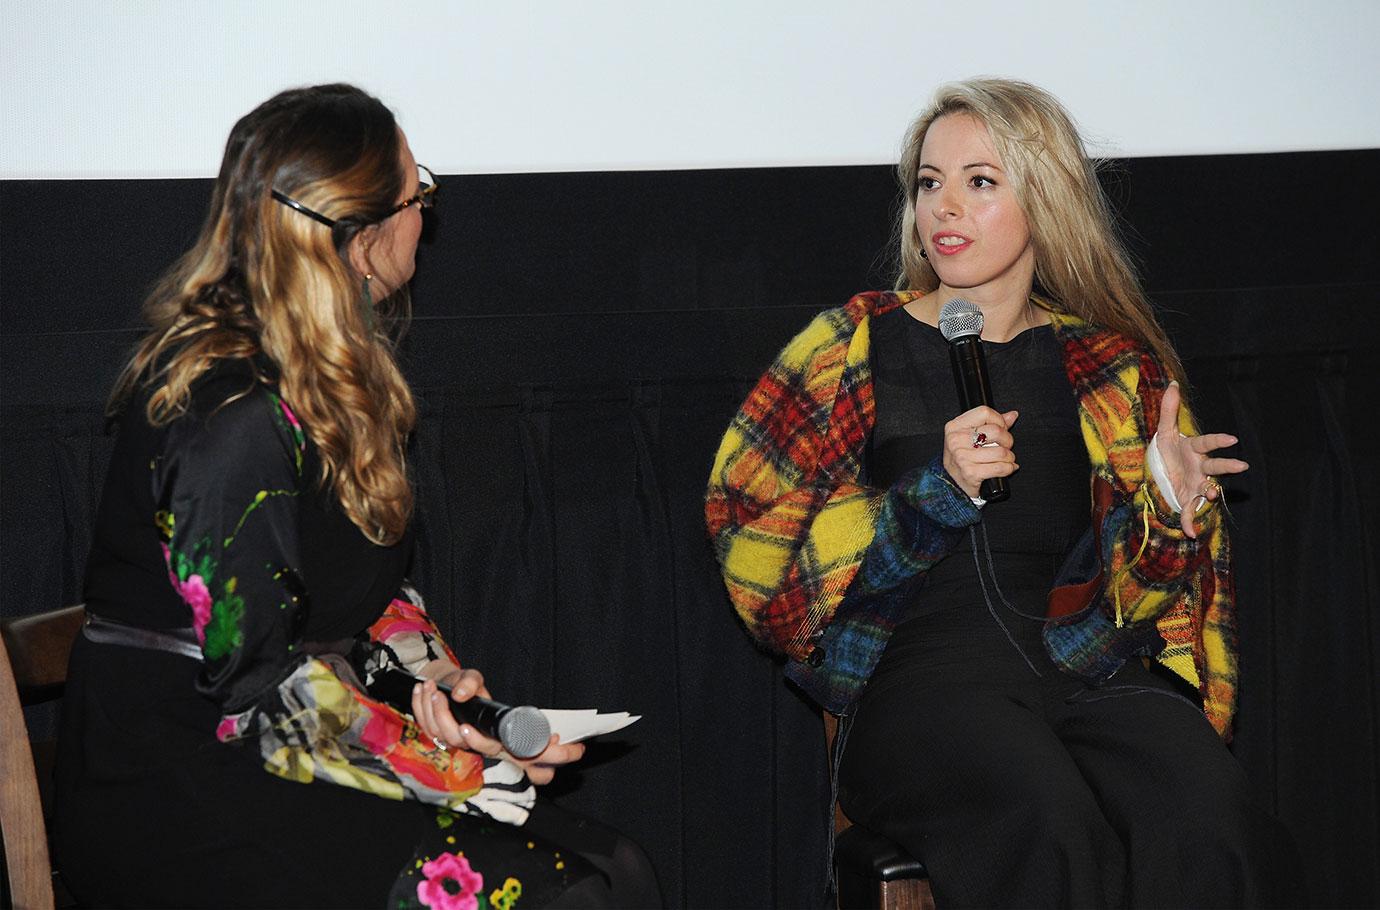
[112,84,417,544]
[896,78,1183,382]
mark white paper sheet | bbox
[540,708,640,744]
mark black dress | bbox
[54,360,625,909]
[837,308,1297,908]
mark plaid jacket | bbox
[706,291,1237,736]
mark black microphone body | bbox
[368,667,552,759]
[940,299,1010,503]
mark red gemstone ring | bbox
[971,431,988,448]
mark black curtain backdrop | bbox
[2,150,1377,908]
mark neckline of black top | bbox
[898,310,1055,348]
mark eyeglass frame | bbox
[270,164,437,229]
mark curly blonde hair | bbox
[112,83,417,544]
[896,77,1183,382]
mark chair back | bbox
[1,605,85,910]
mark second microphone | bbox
[368,667,553,759]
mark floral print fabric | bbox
[63,361,593,907]
[152,383,487,809]
[388,810,581,910]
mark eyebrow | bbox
[918,161,1005,173]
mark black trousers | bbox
[837,607,1300,909]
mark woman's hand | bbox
[410,664,488,748]
[1153,381,1249,539]
[409,667,584,785]
[943,406,1020,499]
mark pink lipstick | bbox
[930,232,973,255]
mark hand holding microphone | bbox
[371,667,578,774]
[943,405,1019,503]
[420,671,553,760]
[939,298,1017,503]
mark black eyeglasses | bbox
[385,164,438,218]
[271,164,438,228]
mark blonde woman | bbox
[55,84,656,909]
[707,79,1296,906]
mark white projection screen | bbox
[2,0,1378,179]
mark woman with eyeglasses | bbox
[54,83,659,909]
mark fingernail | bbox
[459,725,473,737]
[431,693,442,704]
[1170,380,1179,387]
[412,684,420,696]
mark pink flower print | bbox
[177,574,213,645]
[279,400,303,433]
[160,545,180,588]
[215,715,241,742]
[417,852,484,910]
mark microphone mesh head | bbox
[498,706,553,759]
[939,298,984,341]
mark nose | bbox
[932,182,963,219]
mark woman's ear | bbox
[347,226,378,279]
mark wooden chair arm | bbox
[0,604,85,698]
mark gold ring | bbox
[1202,478,1223,498]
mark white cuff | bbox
[462,758,535,825]
[1145,432,1181,513]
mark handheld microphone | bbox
[938,298,1010,503]
[368,668,552,759]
